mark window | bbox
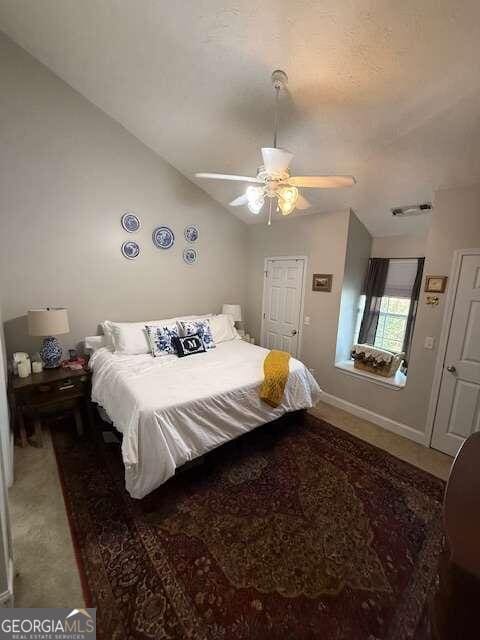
[374,295,411,353]
[356,257,424,361]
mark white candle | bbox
[32,361,43,374]
[17,360,30,378]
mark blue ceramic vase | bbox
[40,336,63,368]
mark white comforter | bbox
[90,340,321,498]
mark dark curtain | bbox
[358,258,390,345]
[402,257,425,366]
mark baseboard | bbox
[318,391,427,446]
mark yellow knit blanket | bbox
[259,350,291,408]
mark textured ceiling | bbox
[1,0,480,235]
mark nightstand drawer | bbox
[16,376,89,407]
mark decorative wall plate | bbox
[183,247,197,264]
[121,212,140,233]
[184,225,199,243]
[152,226,175,249]
[122,241,140,260]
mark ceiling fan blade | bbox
[288,175,356,188]
[229,194,248,207]
[261,148,294,174]
[295,194,311,210]
[195,172,261,183]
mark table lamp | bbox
[222,304,242,328]
[28,308,70,369]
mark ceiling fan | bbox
[195,70,356,224]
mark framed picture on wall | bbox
[425,275,448,293]
[312,274,333,292]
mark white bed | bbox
[89,339,321,498]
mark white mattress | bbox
[90,340,321,498]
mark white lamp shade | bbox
[222,304,242,322]
[261,147,294,173]
[28,308,70,336]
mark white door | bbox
[432,253,480,456]
[261,258,305,357]
[0,302,13,605]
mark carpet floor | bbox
[52,412,445,640]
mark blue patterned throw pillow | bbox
[145,324,179,357]
[178,319,215,349]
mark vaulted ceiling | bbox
[1,0,480,235]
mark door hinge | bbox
[263,312,266,319]
[265,270,268,277]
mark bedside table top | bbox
[10,365,90,391]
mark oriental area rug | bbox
[52,411,444,640]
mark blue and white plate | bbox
[121,212,140,233]
[183,247,197,264]
[121,241,140,260]
[152,226,175,249]
[184,225,199,243]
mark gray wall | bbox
[245,209,368,379]
[335,213,372,362]
[0,33,247,355]
[371,233,428,259]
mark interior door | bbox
[432,253,480,456]
[261,258,305,357]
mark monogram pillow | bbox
[145,324,179,357]
[178,319,215,350]
[172,334,206,358]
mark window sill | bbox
[335,360,406,390]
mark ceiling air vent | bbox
[391,203,433,217]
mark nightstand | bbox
[9,366,93,447]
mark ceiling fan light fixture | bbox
[277,185,298,215]
[246,186,264,214]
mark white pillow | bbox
[84,335,107,351]
[100,322,115,349]
[209,314,239,344]
[175,314,212,323]
[103,314,213,355]
[105,320,151,354]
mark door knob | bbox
[446,365,456,373]
[291,329,298,336]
